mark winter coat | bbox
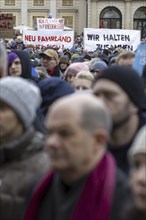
[0,127,51,220]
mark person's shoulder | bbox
[53,65,61,77]
[110,169,131,220]
[116,168,129,186]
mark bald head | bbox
[45,94,112,179]
[47,93,112,133]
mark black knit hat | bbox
[59,56,70,65]
[98,65,145,109]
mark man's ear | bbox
[130,102,138,114]
[93,129,109,147]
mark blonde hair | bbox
[75,71,94,82]
[116,51,135,64]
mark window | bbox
[33,16,45,29]
[62,0,73,6]
[62,16,73,28]
[13,16,16,27]
[133,7,146,39]
[33,0,44,6]
[4,0,15,5]
[100,7,122,29]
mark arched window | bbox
[100,7,122,29]
[133,7,146,40]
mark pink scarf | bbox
[23,152,116,220]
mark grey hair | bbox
[79,103,112,133]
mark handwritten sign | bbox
[0,13,14,38]
[84,28,141,52]
[23,30,74,49]
[37,18,64,31]
[133,44,146,76]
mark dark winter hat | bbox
[90,61,108,72]
[11,41,17,49]
[38,77,75,116]
[72,57,84,63]
[98,65,145,109]
[83,54,91,61]
[59,56,70,65]
[98,53,109,64]
[0,76,42,128]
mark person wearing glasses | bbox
[39,49,60,77]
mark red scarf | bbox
[47,67,56,76]
[23,153,116,220]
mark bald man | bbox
[24,94,129,220]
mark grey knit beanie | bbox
[0,76,42,128]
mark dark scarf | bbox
[23,152,116,220]
[0,127,34,164]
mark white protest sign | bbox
[84,28,141,51]
[23,30,74,49]
[37,18,64,31]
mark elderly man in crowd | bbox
[24,93,129,220]
[93,65,146,174]
[40,48,60,77]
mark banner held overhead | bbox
[23,30,74,49]
[84,28,141,51]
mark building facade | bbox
[0,0,146,38]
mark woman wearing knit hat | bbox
[0,77,51,220]
[129,126,146,210]
[64,62,89,85]
[59,55,70,78]
[122,126,146,220]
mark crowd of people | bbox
[0,34,146,220]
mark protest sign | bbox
[0,13,14,38]
[84,28,141,51]
[37,18,64,31]
[133,43,146,76]
[23,30,74,49]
